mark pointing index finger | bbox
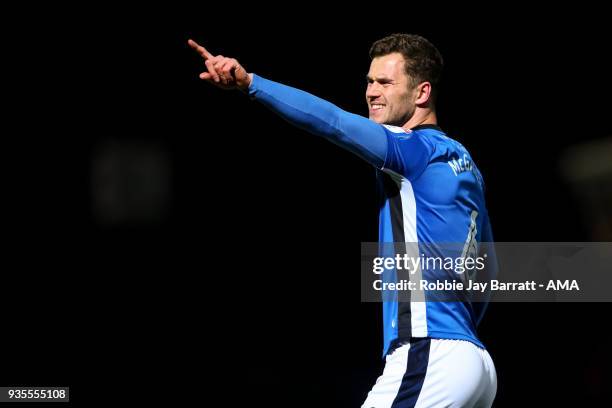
[188,39,213,59]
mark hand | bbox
[188,39,252,91]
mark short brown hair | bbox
[369,33,443,99]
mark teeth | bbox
[372,104,384,110]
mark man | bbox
[189,33,497,407]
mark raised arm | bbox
[188,39,388,167]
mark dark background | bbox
[4,3,612,406]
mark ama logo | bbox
[546,280,580,290]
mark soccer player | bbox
[189,33,497,407]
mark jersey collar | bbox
[410,124,443,132]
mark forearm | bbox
[248,74,387,167]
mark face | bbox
[366,53,416,126]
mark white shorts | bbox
[362,338,497,408]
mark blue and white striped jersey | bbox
[248,74,496,358]
[377,124,494,356]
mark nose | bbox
[366,82,382,100]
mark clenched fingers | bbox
[204,59,220,83]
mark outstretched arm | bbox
[188,39,388,167]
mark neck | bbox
[401,109,437,131]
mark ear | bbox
[414,82,432,106]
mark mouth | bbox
[369,104,385,113]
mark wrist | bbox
[239,73,254,94]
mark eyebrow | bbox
[366,75,393,83]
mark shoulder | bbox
[419,130,467,156]
[381,125,418,141]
